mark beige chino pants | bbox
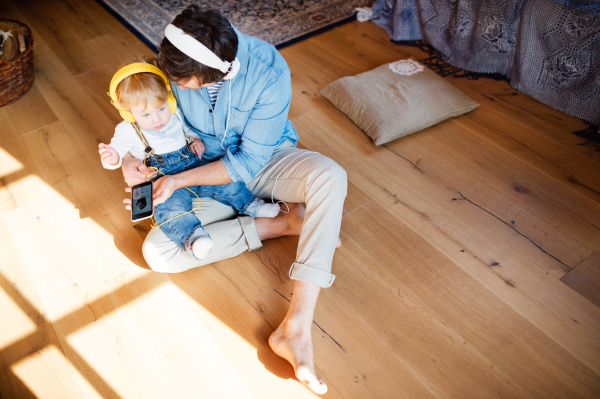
[142,143,347,288]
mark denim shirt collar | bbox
[232,26,249,78]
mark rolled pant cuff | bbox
[186,226,210,246]
[239,216,262,251]
[289,262,336,288]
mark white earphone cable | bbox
[212,74,319,216]
[270,151,317,213]
[221,78,232,151]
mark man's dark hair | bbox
[159,7,238,84]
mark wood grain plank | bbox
[0,84,58,136]
[261,280,437,399]
[454,114,600,204]
[20,121,117,218]
[343,181,372,216]
[19,120,149,268]
[384,121,598,275]
[342,201,600,398]
[169,263,321,399]
[11,0,104,75]
[561,252,600,308]
[23,34,137,217]
[291,108,600,376]
[4,190,170,399]
[313,233,526,398]
[5,189,255,399]
[0,212,37,303]
[282,38,362,118]
[0,109,53,213]
[61,0,152,47]
[0,208,86,399]
[454,81,600,165]
[0,271,85,399]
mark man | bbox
[122,7,347,394]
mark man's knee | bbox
[312,157,348,195]
[142,233,175,273]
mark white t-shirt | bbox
[102,107,198,170]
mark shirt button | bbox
[209,109,213,113]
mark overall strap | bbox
[131,122,164,166]
[174,113,194,150]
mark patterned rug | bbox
[96,0,370,51]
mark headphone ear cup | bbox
[168,94,177,115]
[119,109,137,123]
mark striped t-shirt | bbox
[206,80,224,107]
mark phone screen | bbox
[131,181,153,221]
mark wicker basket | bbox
[0,19,34,107]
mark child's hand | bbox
[189,137,205,159]
[98,143,120,165]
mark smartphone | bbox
[131,181,153,222]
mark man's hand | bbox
[152,175,176,206]
[98,143,120,165]
[189,137,205,159]
[122,176,174,210]
[123,186,133,210]
[121,153,157,186]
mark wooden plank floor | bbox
[1,0,599,397]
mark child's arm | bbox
[99,122,137,170]
[98,143,121,167]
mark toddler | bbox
[99,60,279,260]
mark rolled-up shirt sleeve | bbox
[221,69,292,183]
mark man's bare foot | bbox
[257,203,342,247]
[269,318,327,394]
[282,202,306,236]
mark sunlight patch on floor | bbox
[0,147,24,177]
[11,345,97,399]
[0,288,37,350]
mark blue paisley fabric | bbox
[371,0,600,125]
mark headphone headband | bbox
[107,62,177,123]
[108,63,173,105]
[164,24,240,80]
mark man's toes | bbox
[308,379,327,395]
[297,366,327,395]
[336,237,342,248]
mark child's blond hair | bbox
[112,58,169,111]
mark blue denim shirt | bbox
[171,27,299,183]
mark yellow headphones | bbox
[108,63,177,123]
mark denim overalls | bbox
[133,120,259,250]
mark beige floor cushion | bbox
[320,58,479,145]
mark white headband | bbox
[164,24,240,80]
